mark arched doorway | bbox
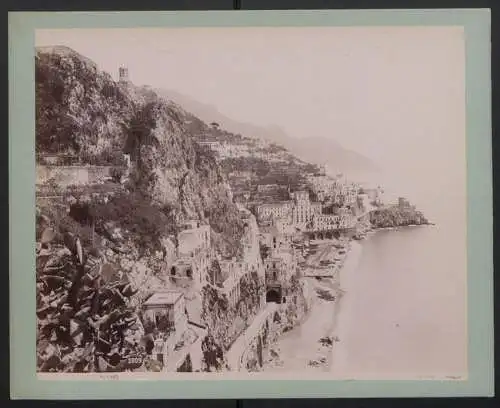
[266,288,281,303]
[170,266,176,276]
[186,268,193,278]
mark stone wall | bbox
[240,310,279,371]
[239,280,309,371]
[36,165,114,187]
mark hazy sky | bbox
[36,27,466,218]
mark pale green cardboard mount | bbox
[9,9,493,399]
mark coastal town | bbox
[35,55,429,374]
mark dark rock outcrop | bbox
[369,205,429,229]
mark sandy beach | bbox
[262,239,363,373]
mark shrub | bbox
[177,354,193,372]
[90,192,171,251]
[110,167,125,183]
[36,227,144,373]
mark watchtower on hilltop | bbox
[118,66,129,83]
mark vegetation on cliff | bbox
[36,219,145,372]
[36,45,244,259]
[200,271,265,352]
[36,46,131,165]
[369,205,429,228]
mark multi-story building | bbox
[264,250,297,304]
[312,214,341,231]
[255,190,322,230]
[307,174,338,202]
[219,258,246,307]
[256,201,293,224]
[291,190,322,229]
[170,220,212,289]
[196,140,222,151]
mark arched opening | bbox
[186,268,193,278]
[266,288,281,303]
[170,266,176,276]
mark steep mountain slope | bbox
[158,89,379,175]
[35,46,244,259]
[36,46,133,164]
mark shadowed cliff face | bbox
[36,46,244,258]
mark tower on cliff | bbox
[118,66,129,84]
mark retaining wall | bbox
[36,165,113,187]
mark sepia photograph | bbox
[34,26,468,380]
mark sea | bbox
[329,169,468,379]
[260,168,468,378]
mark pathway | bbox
[226,303,278,371]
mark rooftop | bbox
[259,225,280,236]
[143,291,183,307]
[258,201,292,207]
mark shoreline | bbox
[261,221,427,374]
[326,239,363,374]
[261,237,362,372]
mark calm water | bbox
[331,202,468,378]
[322,169,468,378]
[259,169,468,377]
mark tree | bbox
[201,334,226,372]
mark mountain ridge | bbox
[157,88,379,175]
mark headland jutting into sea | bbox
[35,48,430,375]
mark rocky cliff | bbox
[36,45,244,259]
[369,205,429,229]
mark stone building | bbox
[291,190,322,229]
[219,258,246,307]
[307,173,338,202]
[398,197,411,209]
[264,250,297,304]
[312,214,341,231]
[255,190,321,230]
[256,201,293,225]
[118,66,130,84]
[142,291,188,346]
[170,220,212,289]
